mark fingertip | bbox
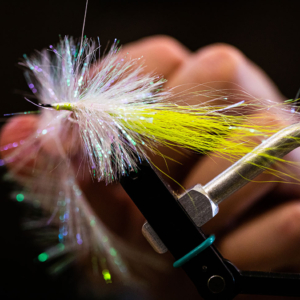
[122,35,190,78]
[0,115,38,157]
[193,43,245,83]
[166,42,284,104]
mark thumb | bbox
[0,115,39,171]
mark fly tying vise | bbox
[120,122,300,299]
[3,35,300,298]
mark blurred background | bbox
[1,0,300,116]
[1,1,300,299]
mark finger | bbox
[0,115,39,174]
[166,44,289,231]
[0,114,79,170]
[161,44,285,188]
[218,201,300,271]
[0,115,38,156]
[79,36,191,237]
[2,37,190,239]
[0,116,147,245]
[166,43,283,103]
[120,35,190,79]
[271,149,300,200]
[1,36,189,168]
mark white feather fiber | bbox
[4,35,298,284]
[22,37,169,183]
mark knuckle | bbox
[144,35,183,50]
[142,35,188,61]
[193,43,245,81]
[202,43,243,60]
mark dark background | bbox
[1,0,300,117]
[0,1,300,299]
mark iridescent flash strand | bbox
[4,36,300,283]
[20,37,300,183]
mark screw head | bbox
[207,275,225,294]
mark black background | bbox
[1,1,300,298]
[1,0,300,117]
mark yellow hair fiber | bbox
[116,99,300,183]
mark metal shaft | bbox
[204,123,300,205]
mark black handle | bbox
[239,271,300,297]
[120,161,237,300]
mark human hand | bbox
[1,36,300,299]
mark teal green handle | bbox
[173,235,215,268]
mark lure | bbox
[20,36,300,183]
[2,36,300,283]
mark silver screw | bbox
[207,275,225,293]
